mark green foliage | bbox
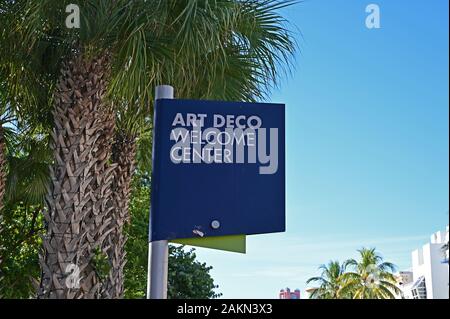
[168,246,222,299]
[0,174,222,299]
[123,176,151,299]
[1,0,296,299]
[0,127,50,298]
[0,203,44,298]
[307,248,401,299]
[340,248,400,299]
[5,135,52,206]
[306,261,349,299]
[2,0,296,110]
[92,247,111,283]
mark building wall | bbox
[409,227,449,299]
[427,243,448,299]
[279,288,300,299]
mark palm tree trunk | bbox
[38,53,115,299]
[102,132,137,298]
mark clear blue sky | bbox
[191,0,449,298]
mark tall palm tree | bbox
[101,105,143,298]
[2,0,295,298]
[341,248,401,299]
[306,261,349,299]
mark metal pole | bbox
[147,85,174,299]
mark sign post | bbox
[147,88,285,299]
[147,85,174,299]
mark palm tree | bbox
[341,248,401,299]
[306,261,349,299]
[2,0,295,298]
[101,105,143,298]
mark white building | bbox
[398,226,449,299]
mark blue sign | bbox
[150,99,285,242]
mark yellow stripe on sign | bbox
[171,235,246,253]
